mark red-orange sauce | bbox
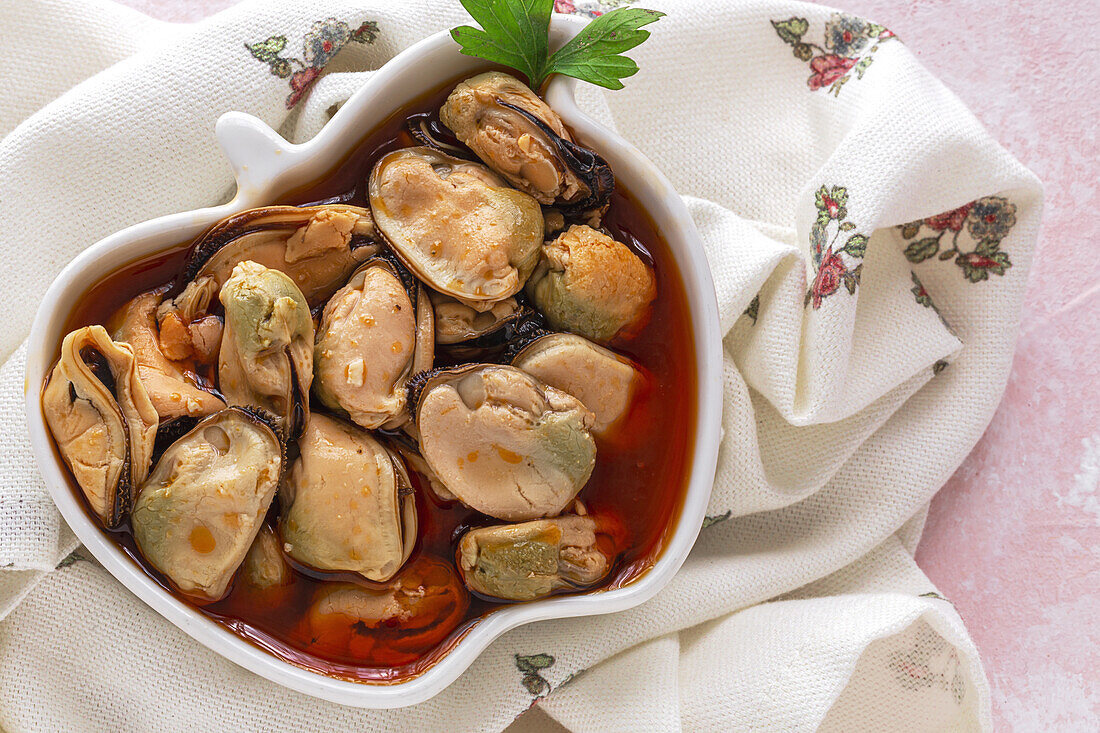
[55,75,697,682]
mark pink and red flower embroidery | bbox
[889,623,966,704]
[923,202,972,233]
[246,18,380,109]
[246,3,628,107]
[808,192,1015,314]
[900,196,1017,282]
[286,67,323,108]
[910,271,953,341]
[911,272,933,309]
[807,185,867,309]
[554,0,632,18]
[772,14,896,96]
[807,55,856,91]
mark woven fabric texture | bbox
[0,0,1041,730]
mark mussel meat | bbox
[186,205,379,308]
[131,407,283,601]
[306,556,469,665]
[526,224,656,342]
[368,146,543,309]
[42,326,159,527]
[241,524,291,590]
[440,72,614,211]
[430,290,527,345]
[280,414,417,582]
[393,440,456,503]
[155,275,224,363]
[410,364,596,521]
[109,286,225,421]
[511,332,643,435]
[314,257,433,430]
[457,514,611,601]
[218,261,314,438]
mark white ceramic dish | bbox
[25,15,722,707]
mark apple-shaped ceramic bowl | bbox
[25,14,721,707]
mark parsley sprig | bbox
[451,0,664,91]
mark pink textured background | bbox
[116,1,1100,729]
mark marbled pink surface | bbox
[113,1,1100,729]
[827,2,1100,730]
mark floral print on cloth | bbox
[899,196,1017,282]
[515,653,555,695]
[889,623,966,704]
[910,274,952,374]
[702,510,732,528]
[911,271,934,309]
[55,549,87,569]
[807,186,867,309]
[910,271,953,332]
[246,18,380,108]
[743,294,760,324]
[772,14,896,95]
[553,0,636,19]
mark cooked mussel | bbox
[279,414,417,582]
[526,224,656,342]
[440,72,614,211]
[314,257,433,430]
[410,364,596,521]
[430,290,527,345]
[42,326,159,527]
[155,275,224,363]
[511,332,643,435]
[368,146,543,308]
[218,261,313,438]
[406,112,476,160]
[431,290,537,362]
[131,407,283,601]
[392,439,456,503]
[186,205,379,308]
[457,514,611,601]
[241,524,291,590]
[306,556,468,665]
[109,286,225,421]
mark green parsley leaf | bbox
[450,0,663,91]
[450,0,553,87]
[545,8,665,90]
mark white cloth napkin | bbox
[0,0,1041,730]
